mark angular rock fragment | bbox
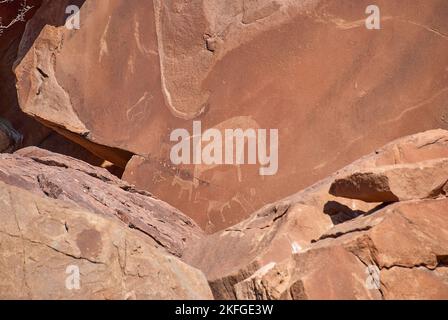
[233,198,448,300]
[184,130,448,299]
[0,181,213,300]
[381,267,448,300]
[329,158,448,203]
[183,202,333,299]
[0,0,49,147]
[0,147,204,258]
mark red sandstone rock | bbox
[234,246,382,300]
[0,118,22,152]
[233,198,448,300]
[0,147,204,258]
[0,0,48,147]
[1,130,448,299]
[0,181,212,299]
[38,132,105,167]
[14,0,448,232]
[3,0,448,301]
[183,201,333,299]
[184,130,448,299]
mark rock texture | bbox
[0,147,204,258]
[0,118,22,153]
[183,201,333,299]
[0,0,106,167]
[234,198,448,300]
[0,129,447,299]
[0,0,48,147]
[14,0,448,232]
[2,0,448,301]
[183,130,448,299]
[0,181,212,299]
[330,158,448,202]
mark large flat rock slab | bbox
[0,181,212,299]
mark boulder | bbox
[0,147,204,258]
[316,198,448,270]
[0,0,103,165]
[184,130,448,298]
[183,201,333,299]
[329,158,448,202]
[234,246,382,300]
[0,0,48,147]
[0,181,213,299]
[14,0,448,232]
[233,198,448,300]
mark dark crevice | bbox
[312,226,373,243]
[36,66,48,78]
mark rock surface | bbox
[14,0,448,232]
[184,130,448,299]
[234,198,448,300]
[0,129,448,299]
[234,246,382,300]
[0,181,213,299]
[183,201,333,299]
[0,118,22,153]
[2,0,448,301]
[0,0,105,166]
[330,158,448,202]
[0,147,204,258]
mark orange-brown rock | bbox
[0,130,7,152]
[0,147,204,258]
[278,129,448,223]
[0,181,213,299]
[184,130,448,299]
[0,0,48,147]
[234,246,382,300]
[183,201,333,299]
[297,129,448,221]
[329,158,448,203]
[233,198,448,300]
[0,118,22,152]
[14,0,448,232]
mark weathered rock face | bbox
[38,132,104,167]
[234,198,448,300]
[0,118,22,152]
[0,128,447,299]
[234,246,383,300]
[330,158,448,202]
[183,201,333,299]
[0,181,213,300]
[295,129,448,217]
[14,0,448,232]
[0,147,204,258]
[0,0,102,167]
[0,0,48,147]
[184,130,448,299]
